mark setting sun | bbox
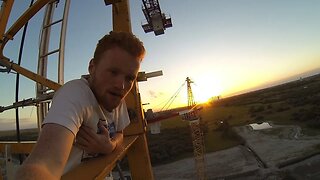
[192,76,223,104]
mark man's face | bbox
[89,47,140,111]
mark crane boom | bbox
[141,0,172,36]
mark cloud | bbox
[148,90,164,99]
[148,90,157,98]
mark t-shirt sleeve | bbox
[116,101,131,131]
[42,80,90,136]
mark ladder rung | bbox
[40,49,59,58]
[43,19,63,29]
[48,0,59,5]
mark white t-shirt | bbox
[42,75,130,174]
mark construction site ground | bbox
[152,123,320,180]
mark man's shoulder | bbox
[53,77,93,103]
[64,77,88,87]
[58,77,90,93]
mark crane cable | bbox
[160,81,185,111]
[15,0,34,143]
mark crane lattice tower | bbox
[186,77,195,107]
[185,77,207,180]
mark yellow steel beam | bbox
[112,0,145,136]
[0,0,14,42]
[0,56,61,91]
[0,142,35,154]
[112,0,154,179]
[127,134,154,180]
[61,135,138,180]
[0,0,51,47]
[0,0,60,90]
[112,0,132,33]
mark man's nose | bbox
[115,76,125,90]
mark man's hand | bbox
[76,125,116,154]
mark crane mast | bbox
[182,77,207,180]
[186,77,195,107]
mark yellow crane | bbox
[180,77,207,180]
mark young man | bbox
[16,31,146,179]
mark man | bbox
[16,31,146,179]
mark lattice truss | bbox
[189,119,207,180]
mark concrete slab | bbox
[153,124,320,179]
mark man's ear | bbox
[88,58,95,75]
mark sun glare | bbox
[193,76,223,104]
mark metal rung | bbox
[40,48,59,58]
[0,93,54,113]
[43,18,62,29]
[37,88,49,93]
[38,92,54,99]
[0,68,9,73]
[49,0,59,4]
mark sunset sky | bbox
[1,0,320,130]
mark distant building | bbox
[149,121,161,134]
[145,109,160,134]
[145,109,155,120]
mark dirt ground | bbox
[152,123,320,180]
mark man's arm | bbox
[16,124,75,180]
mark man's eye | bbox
[110,70,118,75]
[126,76,135,83]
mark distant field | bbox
[0,128,38,141]
[147,73,320,165]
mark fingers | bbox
[76,125,96,147]
[74,141,86,150]
[76,134,89,146]
[79,125,97,139]
[98,124,109,136]
[75,142,94,154]
[75,124,115,154]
